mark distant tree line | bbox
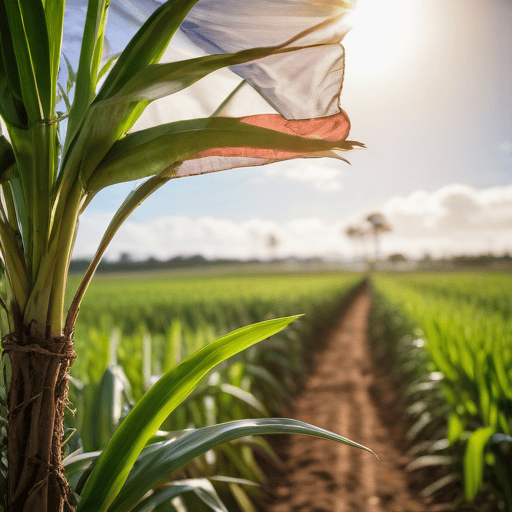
[68,250,512,274]
[421,253,512,269]
[68,253,328,274]
[68,254,250,273]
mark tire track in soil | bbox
[260,289,428,512]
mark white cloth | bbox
[64,0,355,120]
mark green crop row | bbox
[62,271,365,511]
[67,271,363,386]
[371,275,512,511]
[383,272,512,319]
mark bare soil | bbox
[259,289,434,512]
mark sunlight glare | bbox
[343,0,424,78]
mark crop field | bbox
[61,270,364,510]
[4,267,509,511]
[370,272,512,511]
[67,270,363,386]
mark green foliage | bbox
[64,276,374,512]
[62,273,364,511]
[77,315,300,511]
[0,0,364,508]
[68,272,362,381]
[0,0,360,335]
[464,426,495,502]
[385,272,512,320]
[371,273,512,510]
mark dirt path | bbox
[260,289,429,512]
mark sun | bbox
[343,0,425,79]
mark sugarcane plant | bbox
[0,0,371,510]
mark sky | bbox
[73,0,512,261]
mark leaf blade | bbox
[63,18,359,191]
[96,0,200,102]
[76,316,299,512]
[3,0,51,120]
[0,20,28,129]
[464,425,495,501]
[109,417,376,512]
[65,0,110,147]
[86,115,360,192]
[44,0,65,111]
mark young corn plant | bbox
[373,276,512,510]
[0,0,371,510]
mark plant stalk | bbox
[4,330,76,512]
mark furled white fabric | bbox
[179,0,355,119]
[64,0,355,120]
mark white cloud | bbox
[361,184,512,258]
[265,159,344,192]
[74,214,348,261]
[73,183,512,262]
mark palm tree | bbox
[0,0,367,510]
[267,233,280,261]
[365,212,392,262]
[345,225,366,262]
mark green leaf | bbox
[3,164,28,252]
[3,0,52,120]
[0,60,26,129]
[44,0,65,110]
[66,172,174,330]
[65,0,110,147]
[62,15,358,192]
[131,479,228,512]
[87,117,359,192]
[96,0,200,102]
[0,3,27,128]
[64,450,102,491]
[100,41,339,106]
[0,3,22,100]
[97,53,121,83]
[90,365,133,450]
[228,482,257,512]
[245,364,291,401]
[76,316,300,512]
[107,418,376,512]
[57,82,71,112]
[63,54,77,94]
[447,412,464,444]
[0,136,15,182]
[62,0,202,184]
[215,383,268,417]
[464,425,495,501]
